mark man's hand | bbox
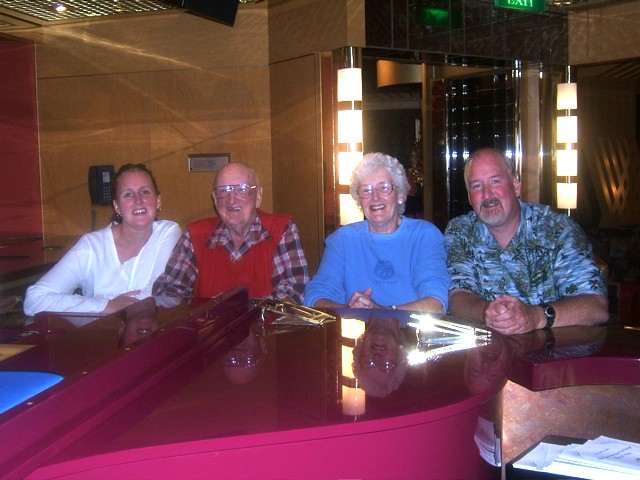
[484,294,543,334]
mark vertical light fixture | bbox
[336,46,363,225]
[556,68,578,213]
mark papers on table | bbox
[474,417,502,467]
[513,435,640,480]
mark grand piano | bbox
[0,288,507,479]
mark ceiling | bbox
[0,0,634,32]
[0,0,264,31]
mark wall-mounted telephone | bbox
[88,165,116,206]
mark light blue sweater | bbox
[303,217,450,310]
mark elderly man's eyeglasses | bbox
[222,354,262,368]
[356,182,398,199]
[214,184,257,198]
[359,356,397,373]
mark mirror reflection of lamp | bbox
[556,75,578,213]
[340,317,366,416]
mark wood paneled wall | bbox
[268,0,364,64]
[11,8,272,236]
[4,0,365,272]
[270,54,324,272]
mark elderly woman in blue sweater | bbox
[303,152,449,313]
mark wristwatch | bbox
[541,303,556,329]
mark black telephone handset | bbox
[88,165,116,206]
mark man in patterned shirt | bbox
[444,148,608,334]
[153,162,309,304]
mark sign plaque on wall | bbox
[188,153,230,172]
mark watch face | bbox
[544,305,556,318]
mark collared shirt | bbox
[444,199,607,304]
[153,213,309,303]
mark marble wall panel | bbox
[570,2,640,65]
[502,380,640,463]
[366,0,568,64]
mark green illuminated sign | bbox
[414,6,449,27]
[411,1,462,28]
[494,0,546,12]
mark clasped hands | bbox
[483,294,541,334]
[348,288,383,309]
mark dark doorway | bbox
[432,72,516,231]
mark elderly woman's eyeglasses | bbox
[356,181,398,199]
[359,356,397,373]
[214,184,257,198]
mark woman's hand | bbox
[103,291,141,315]
[348,288,382,309]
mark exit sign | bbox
[494,0,546,12]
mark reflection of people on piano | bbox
[118,298,159,347]
[463,336,511,394]
[507,325,607,362]
[352,315,408,398]
[221,320,267,385]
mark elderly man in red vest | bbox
[153,162,309,303]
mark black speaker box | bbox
[166,0,240,27]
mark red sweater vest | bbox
[188,211,291,299]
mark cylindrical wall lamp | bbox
[555,70,577,214]
[337,109,363,144]
[556,149,578,177]
[557,182,578,209]
[338,151,363,185]
[556,115,577,144]
[336,46,363,224]
[557,82,577,110]
[337,66,362,102]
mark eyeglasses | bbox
[359,356,397,373]
[356,181,398,199]
[222,354,262,368]
[214,184,257,198]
